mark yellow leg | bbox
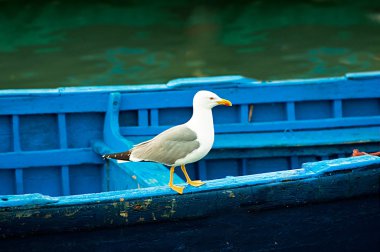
[168,166,184,194]
[181,165,205,187]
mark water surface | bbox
[0,0,379,88]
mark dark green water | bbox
[1,0,380,89]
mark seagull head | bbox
[193,90,232,109]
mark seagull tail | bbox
[102,150,132,162]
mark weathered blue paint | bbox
[1,196,379,251]
[0,71,379,239]
[0,193,58,207]
[0,155,379,238]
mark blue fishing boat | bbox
[0,72,379,251]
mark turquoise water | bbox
[0,0,380,89]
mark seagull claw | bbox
[169,184,185,194]
[187,180,205,187]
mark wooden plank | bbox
[15,169,23,194]
[241,158,248,175]
[103,92,134,151]
[1,78,379,114]
[290,156,299,169]
[117,80,380,110]
[0,93,109,115]
[212,127,380,149]
[286,102,295,121]
[120,116,380,136]
[0,148,103,169]
[57,114,68,148]
[61,166,70,196]
[150,109,159,126]
[333,99,343,118]
[240,104,249,123]
[123,127,380,149]
[92,140,183,188]
[205,143,379,160]
[0,71,378,97]
[12,115,21,151]
[198,160,207,180]
[138,109,148,126]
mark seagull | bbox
[103,90,232,194]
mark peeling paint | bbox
[120,211,128,218]
[133,204,142,211]
[224,190,235,198]
[131,199,152,211]
[64,208,80,217]
[44,213,52,219]
[161,212,170,218]
[162,198,176,218]
[120,198,125,202]
[170,199,176,215]
[138,217,145,222]
[131,175,141,188]
[152,212,156,221]
[144,198,152,207]
[15,212,33,218]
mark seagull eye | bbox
[209,97,215,100]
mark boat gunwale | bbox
[1,71,379,96]
[1,155,379,210]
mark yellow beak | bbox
[217,99,232,106]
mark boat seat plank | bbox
[0,148,103,169]
[120,126,380,151]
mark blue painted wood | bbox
[120,116,380,136]
[333,99,343,118]
[0,148,103,169]
[0,156,379,238]
[15,169,23,194]
[57,113,67,148]
[98,93,183,188]
[11,115,21,151]
[150,109,159,126]
[137,109,149,126]
[302,155,380,174]
[239,104,249,123]
[345,70,380,79]
[103,92,133,151]
[241,158,248,175]
[124,127,380,150]
[1,155,374,207]
[198,160,207,180]
[0,94,109,115]
[1,74,379,115]
[290,156,299,169]
[1,196,377,251]
[92,140,183,188]
[61,166,70,196]
[286,102,296,121]
[0,193,58,207]
[0,72,379,238]
[166,75,254,88]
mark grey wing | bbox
[130,125,200,165]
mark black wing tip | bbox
[101,151,131,161]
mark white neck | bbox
[185,106,214,135]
